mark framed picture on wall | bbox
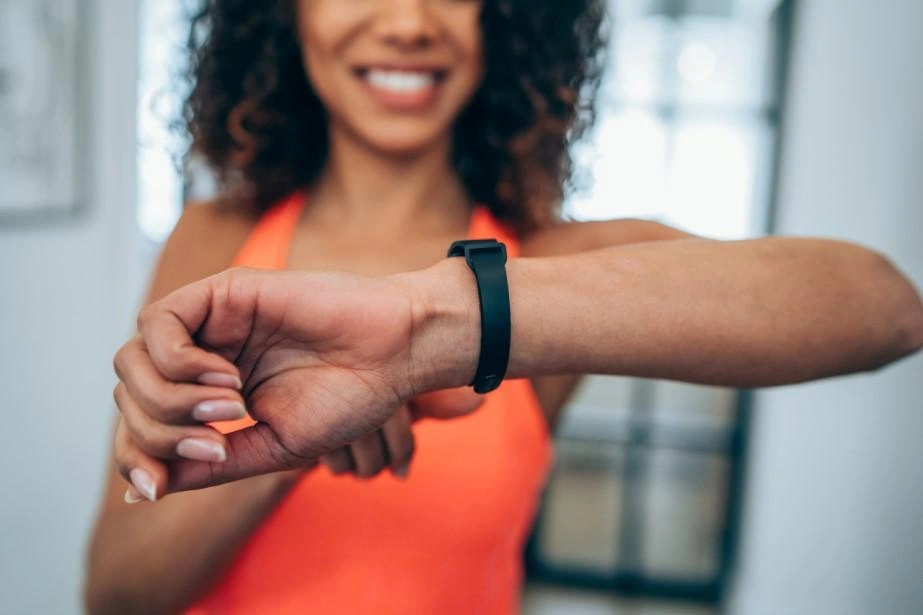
[0,0,81,220]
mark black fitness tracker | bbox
[447,239,511,394]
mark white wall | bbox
[731,1,923,614]
[0,1,142,613]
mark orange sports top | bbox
[186,192,553,615]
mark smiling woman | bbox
[184,0,604,234]
[82,1,923,614]
[85,1,606,614]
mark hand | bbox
[113,265,480,498]
[319,388,484,479]
[122,387,484,502]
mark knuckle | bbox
[112,348,125,379]
[136,306,153,332]
[123,414,173,459]
[160,383,193,423]
[173,352,200,379]
[132,377,161,413]
[132,382,183,425]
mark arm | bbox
[85,203,303,615]
[417,235,923,390]
[521,218,698,422]
[86,465,300,615]
[113,232,923,494]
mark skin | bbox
[84,0,923,613]
[113,239,923,493]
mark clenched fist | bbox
[113,262,482,500]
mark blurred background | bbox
[1,0,921,613]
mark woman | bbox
[85,1,923,613]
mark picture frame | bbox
[0,0,82,221]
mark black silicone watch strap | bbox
[447,239,511,394]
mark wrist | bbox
[395,257,481,395]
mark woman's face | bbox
[296,0,484,156]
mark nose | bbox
[372,0,439,49]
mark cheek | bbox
[452,9,484,72]
[450,12,486,90]
[294,1,354,101]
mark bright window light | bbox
[137,0,187,243]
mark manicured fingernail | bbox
[193,400,246,422]
[123,486,145,504]
[393,463,410,479]
[129,468,157,502]
[177,438,227,463]
[198,372,242,390]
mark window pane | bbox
[137,0,187,242]
[567,110,669,221]
[674,17,771,107]
[605,16,671,105]
[641,450,729,578]
[538,440,626,573]
[663,118,767,238]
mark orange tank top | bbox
[186,193,553,615]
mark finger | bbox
[114,419,168,503]
[166,422,310,493]
[114,339,247,425]
[136,280,242,386]
[350,431,388,479]
[411,387,485,420]
[320,447,354,475]
[115,382,230,463]
[381,405,415,478]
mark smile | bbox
[354,66,448,111]
[366,69,438,94]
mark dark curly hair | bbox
[184,0,605,234]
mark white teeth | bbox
[366,69,436,94]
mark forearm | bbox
[411,237,923,390]
[86,471,299,615]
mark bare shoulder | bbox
[520,218,698,258]
[146,198,260,304]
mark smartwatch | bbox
[447,239,511,394]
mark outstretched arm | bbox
[115,235,923,495]
[416,235,923,391]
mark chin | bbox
[357,123,453,158]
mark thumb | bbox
[166,423,308,493]
[410,387,485,421]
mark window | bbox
[137,0,187,243]
[135,1,794,600]
[527,0,793,601]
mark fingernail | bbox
[193,400,246,422]
[177,438,227,463]
[123,486,145,504]
[198,372,242,390]
[393,463,410,479]
[129,468,157,502]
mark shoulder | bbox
[146,198,260,303]
[520,218,698,257]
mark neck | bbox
[308,123,472,235]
